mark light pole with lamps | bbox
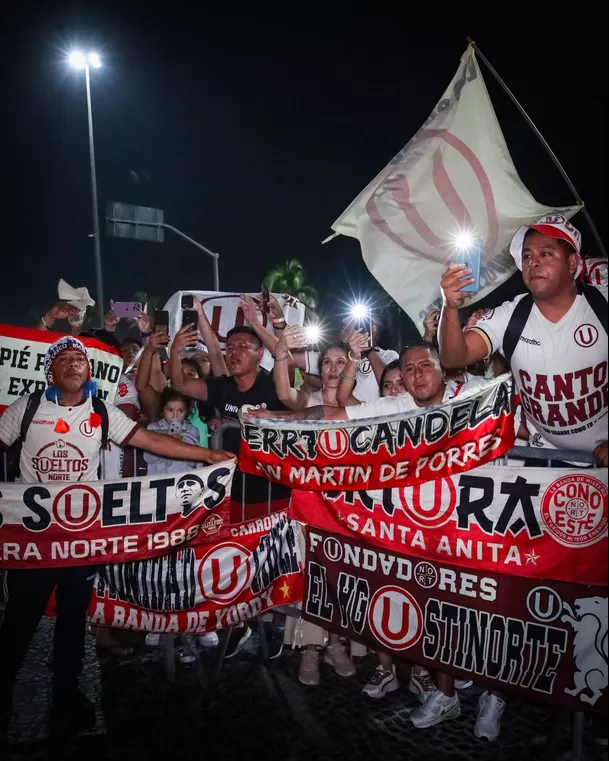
[68,51,105,326]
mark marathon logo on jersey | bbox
[303,528,608,713]
[518,362,608,434]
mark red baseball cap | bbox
[510,214,582,276]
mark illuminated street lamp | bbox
[68,51,104,324]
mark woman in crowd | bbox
[275,327,363,684]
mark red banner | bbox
[302,527,607,713]
[239,377,516,490]
[0,463,236,568]
[87,514,304,634]
[291,466,608,587]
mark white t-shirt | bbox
[345,379,480,420]
[305,348,399,403]
[0,395,139,483]
[470,286,608,452]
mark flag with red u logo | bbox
[330,45,580,327]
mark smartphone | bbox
[111,301,142,319]
[154,310,169,333]
[181,309,198,329]
[261,285,270,315]
[458,238,483,294]
[181,294,194,310]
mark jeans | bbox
[0,566,95,701]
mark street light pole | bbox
[69,51,104,325]
[84,64,105,326]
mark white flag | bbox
[331,46,581,328]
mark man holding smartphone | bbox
[170,319,291,659]
[438,215,608,466]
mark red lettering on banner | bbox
[198,544,252,604]
[52,485,101,532]
[368,586,423,650]
[398,478,457,528]
[541,475,608,548]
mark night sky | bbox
[3,8,607,335]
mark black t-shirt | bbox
[206,371,291,511]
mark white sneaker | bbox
[324,643,356,677]
[474,691,505,742]
[145,633,161,647]
[455,678,474,690]
[197,632,219,648]
[408,668,436,704]
[410,691,461,729]
[361,666,399,699]
[299,649,320,686]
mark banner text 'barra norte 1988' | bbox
[0,462,236,568]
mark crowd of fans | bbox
[0,216,607,745]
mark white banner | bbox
[164,291,306,370]
[331,46,581,327]
[0,324,123,413]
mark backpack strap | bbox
[577,281,608,334]
[92,397,110,449]
[19,390,45,444]
[502,295,534,364]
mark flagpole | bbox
[467,38,607,259]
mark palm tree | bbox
[263,259,318,311]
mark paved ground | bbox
[1,618,604,761]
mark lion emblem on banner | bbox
[562,596,608,705]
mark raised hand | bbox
[104,310,119,332]
[441,264,475,309]
[346,329,370,359]
[240,295,260,326]
[135,304,152,334]
[283,324,309,351]
[144,330,170,353]
[171,325,199,355]
[423,309,440,340]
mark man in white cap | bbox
[438,214,608,466]
[0,336,233,741]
